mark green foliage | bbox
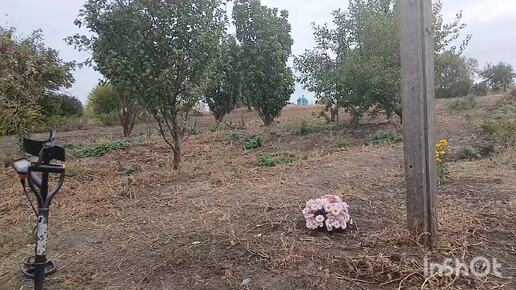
[435,52,476,98]
[69,0,225,167]
[295,0,470,123]
[229,132,243,142]
[447,95,477,112]
[457,146,479,161]
[77,139,130,158]
[97,111,119,126]
[0,27,74,136]
[336,137,350,149]
[295,121,315,136]
[482,104,516,144]
[39,93,83,118]
[43,115,88,132]
[257,153,295,167]
[472,82,489,96]
[480,62,515,90]
[368,131,402,145]
[242,136,263,150]
[205,35,241,123]
[87,85,119,115]
[233,0,295,126]
[86,85,138,136]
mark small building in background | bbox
[297,96,309,106]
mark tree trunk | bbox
[172,143,181,170]
[171,113,182,170]
[120,109,136,138]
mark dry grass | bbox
[0,96,515,290]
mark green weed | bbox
[368,131,402,145]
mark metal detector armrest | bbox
[12,159,30,176]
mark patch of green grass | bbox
[229,132,243,142]
[457,146,479,161]
[77,139,130,158]
[336,137,350,149]
[368,131,402,145]
[242,136,262,150]
[447,95,477,112]
[294,121,316,136]
[482,105,516,139]
[63,143,78,151]
[257,153,296,167]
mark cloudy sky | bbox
[2,0,516,104]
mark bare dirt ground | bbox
[0,96,515,290]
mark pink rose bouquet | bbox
[302,195,350,232]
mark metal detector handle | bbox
[27,163,65,208]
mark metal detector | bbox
[11,129,65,290]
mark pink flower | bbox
[315,215,325,223]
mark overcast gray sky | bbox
[2,0,516,104]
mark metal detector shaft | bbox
[34,208,49,290]
[34,170,50,290]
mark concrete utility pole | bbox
[399,0,438,249]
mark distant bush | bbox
[472,83,489,96]
[97,111,119,126]
[510,88,516,98]
[295,121,315,136]
[77,139,130,158]
[242,136,262,150]
[368,131,402,145]
[39,93,83,118]
[457,146,479,161]
[87,85,119,115]
[257,153,295,167]
[42,115,88,132]
[447,95,477,112]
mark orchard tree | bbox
[87,84,137,136]
[205,35,241,124]
[295,0,471,123]
[233,0,295,126]
[0,27,74,137]
[69,0,225,169]
[435,52,477,98]
[480,62,515,91]
[87,85,119,115]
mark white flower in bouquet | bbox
[302,195,351,232]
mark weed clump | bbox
[336,137,349,149]
[76,139,130,158]
[447,95,477,112]
[457,146,479,161]
[295,121,315,136]
[257,154,295,167]
[368,131,402,145]
[243,136,262,150]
